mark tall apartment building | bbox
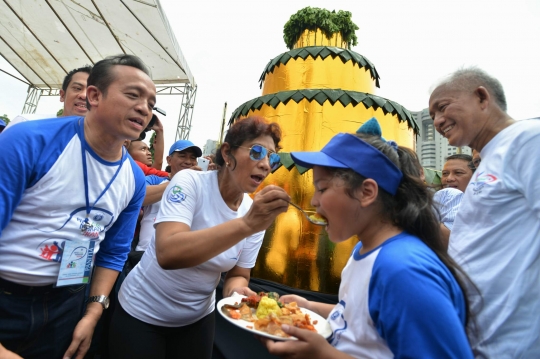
[202,139,218,156]
[413,108,471,170]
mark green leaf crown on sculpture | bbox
[283,7,359,50]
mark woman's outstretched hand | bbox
[242,185,290,232]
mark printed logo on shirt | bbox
[230,249,243,260]
[168,184,187,203]
[471,171,498,195]
[328,300,348,347]
[64,245,88,268]
[37,239,64,262]
[34,207,113,261]
[78,218,102,238]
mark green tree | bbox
[148,131,156,162]
[0,114,10,125]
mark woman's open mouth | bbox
[250,174,264,185]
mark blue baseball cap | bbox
[168,140,202,157]
[0,119,6,128]
[291,133,403,195]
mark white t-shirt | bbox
[136,175,169,251]
[449,119,540,358]
[119,170,265,327]
[4,114,57,129]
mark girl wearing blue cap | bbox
[263,119,473,359]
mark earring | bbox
[226,162,230,167]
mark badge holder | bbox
[55,239,96,287]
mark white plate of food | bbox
[216,292,332,341]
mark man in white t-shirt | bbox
[5,65,92,129]
[429,67,540,358]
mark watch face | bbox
[90,295,110,309]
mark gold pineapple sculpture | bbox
[229,7,418,293]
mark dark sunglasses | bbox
[238,145,281,171]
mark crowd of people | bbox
[0,54,538,359]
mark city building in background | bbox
[203,139,218,156]
[414,108,471,170]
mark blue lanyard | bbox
[80,119,125,230]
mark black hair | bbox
[397,146,423,179]
[86,54,151,109]
[62,66,92,92]
[446,154,475,172]
[329,134,474,326]
[445,154,472,162]
[216,116,281,170]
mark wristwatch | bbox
[88,295,110,310]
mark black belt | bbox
[0,276,68,295]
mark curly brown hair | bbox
[216,116,282,169]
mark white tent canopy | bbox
[0,0,195,88]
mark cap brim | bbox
[172,146,202,157]
[290,152,348,169]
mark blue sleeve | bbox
[145,174,166,185]
[94,157,146,271]
[0,117,80,234]
[368,243,473,359]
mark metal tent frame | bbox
[0,0,196,140]
[19,83,197,140]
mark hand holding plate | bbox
[263,324,339,359]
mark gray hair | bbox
[438,67,507,112]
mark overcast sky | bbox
[1,0,539,156]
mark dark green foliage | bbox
[149,131,156,162]
[283,7,359,50]
[259,47,380,88]
[0,114,10,125]
[229,89,419,135]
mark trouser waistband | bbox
[0,276,65,295]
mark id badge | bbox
[56,240,96,287]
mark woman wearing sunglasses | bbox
[109,116,289,359]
